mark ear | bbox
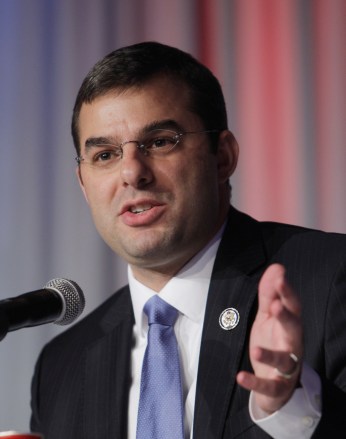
[75,166,89,204]
[216,130,239,184]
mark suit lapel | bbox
[193,208,267,438]
[81,287,134,439]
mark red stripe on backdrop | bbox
[196,0,218,67]
[312,0,346,230]
[195,0,233,99]
[234,0,303,224]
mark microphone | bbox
[0,278,85,341]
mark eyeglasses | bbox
[75,129,220,171]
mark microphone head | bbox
[44,278,85,325]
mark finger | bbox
[236,371,297,413]
[258,264,286,312]
[252,347,301,375]
[236,371,293,397]
[269,299,302,334]
[258,264,301,316]
[254,295,302,348]
[274,275,301,316]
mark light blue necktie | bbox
[136,295,184,439]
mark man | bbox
[30,42,346,438]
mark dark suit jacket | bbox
[30,208,346,438]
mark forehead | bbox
[78,78,201,146]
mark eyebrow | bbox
[84,119,185,150]
[85,137,114,149]
[141,119,184,133]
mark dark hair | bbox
[72,41,228,154]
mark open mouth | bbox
[129,204,153,214]
[120,201,165,226]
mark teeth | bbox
[130,204,152,214]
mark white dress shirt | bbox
[127,228,321,438]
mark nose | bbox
[120,142,153,188]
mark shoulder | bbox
[31,285,134,430]
[259,220,346,263]
[226,207,346,260]
[41,285,133,357]
[220,207,345,291]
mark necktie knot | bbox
[144,295,178,327]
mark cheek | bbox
[83,175,119,209]
[171,163,219,215]
[181,156,218,190]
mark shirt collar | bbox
[129,224,225,336]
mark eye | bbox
[92,146,122,164]
[152,137,175,148]
[144,133,178,151]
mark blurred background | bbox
[0,0,345,431]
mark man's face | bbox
[77,77,237,281]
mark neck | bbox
[130,222,228,291]
[130,266,174,292]
[129,205,230,291]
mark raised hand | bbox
[237,263,303,413]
